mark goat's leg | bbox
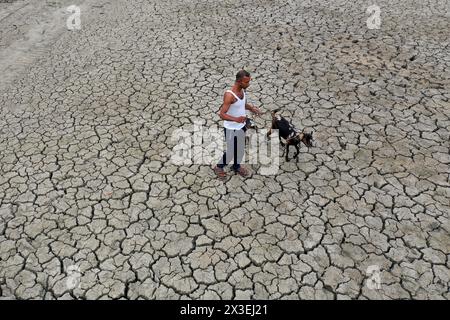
[294,144,300,162]
[280,136,287,157]
[285,144,290,162]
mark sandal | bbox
[234,166,249,177]
[213,166,227,179]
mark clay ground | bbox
[0,0,449,299]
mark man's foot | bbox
[234,166,249,177]
[213,166,227,179]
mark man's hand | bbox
[246,103,263,116]
[250,106,263,116]
[236,116,247,123]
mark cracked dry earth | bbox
[0,0,449,300]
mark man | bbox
[213,70,262,179]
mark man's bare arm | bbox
[245,102,262,115]
[219,93,246,123]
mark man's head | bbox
[235,70,251,89]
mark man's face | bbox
[239,76,251,89]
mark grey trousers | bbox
[217,126,247,171]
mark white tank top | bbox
[223,90,246,130]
